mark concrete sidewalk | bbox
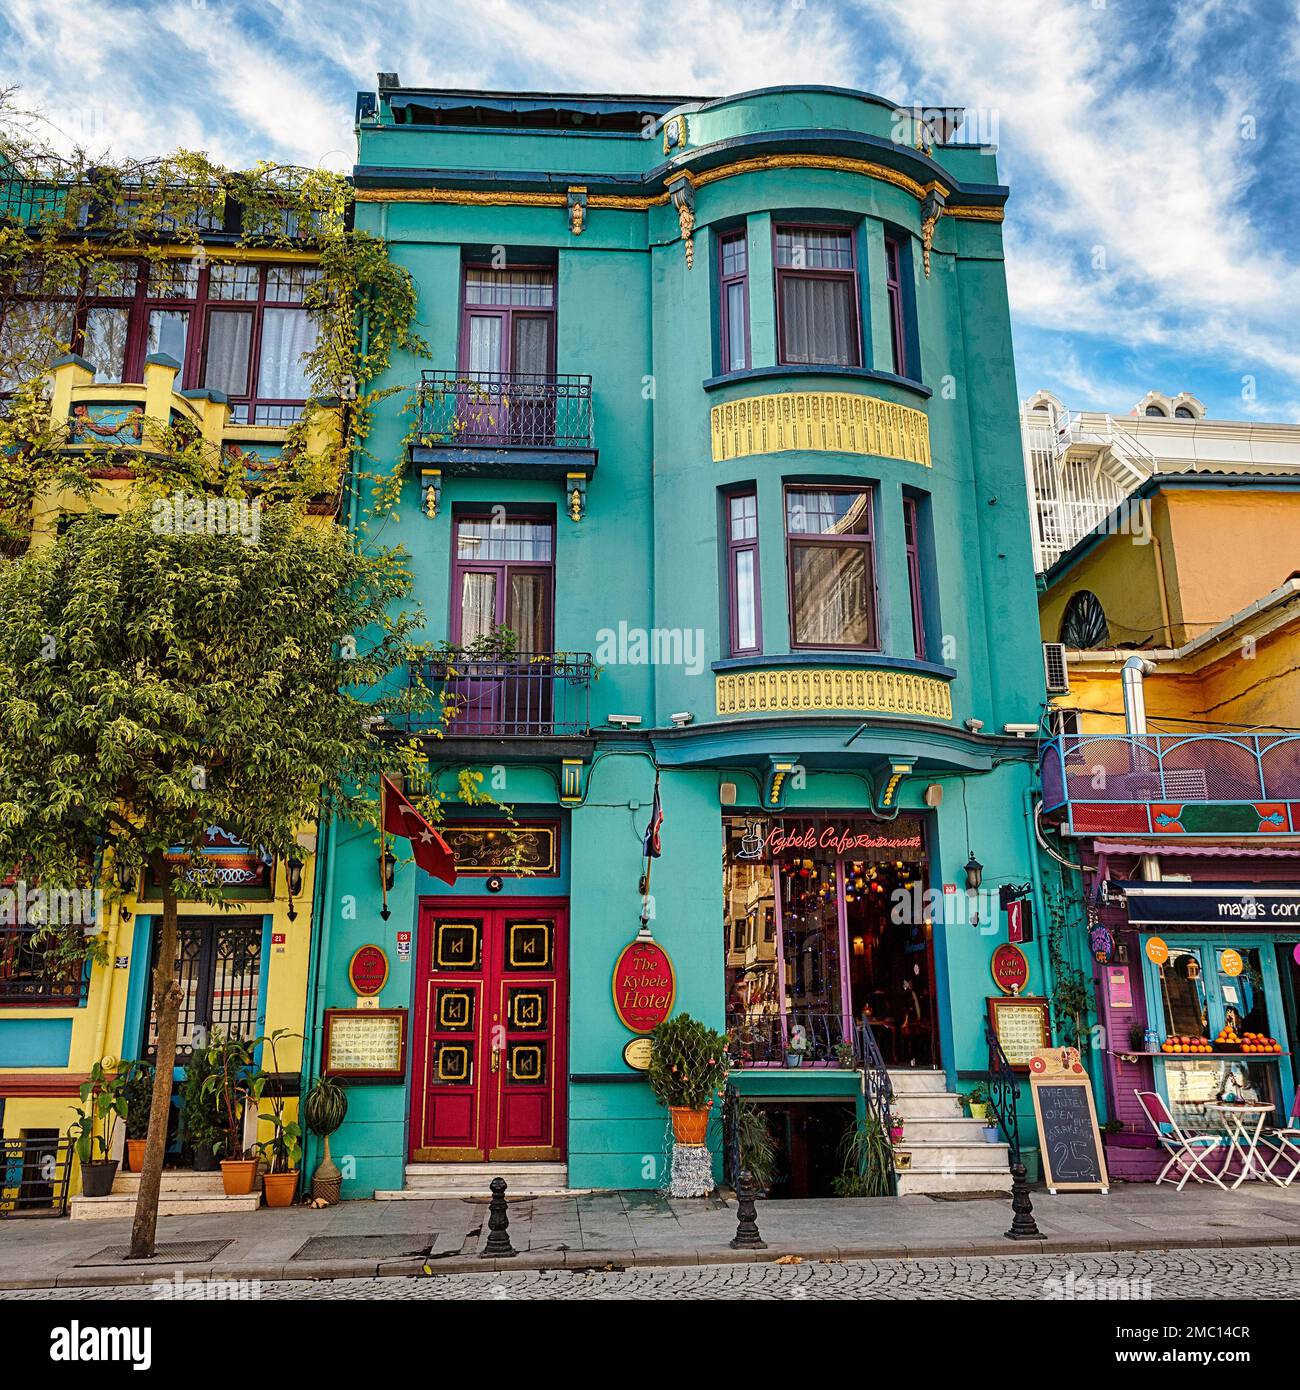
[2,1184,1300,1289]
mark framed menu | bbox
[986,996,1052,1071]
[322,1008,408,1080]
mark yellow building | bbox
[0,227,335,1211]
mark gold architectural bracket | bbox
[567,186,588,235]
[667,175,696,269]
[920,189,946,278]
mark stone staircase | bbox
[376,1162,576,1200]
[69,1168,261,1220]
[887,1069,1012,1196]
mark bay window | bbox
[785,486,877,649]
[719,230,749,372]
[775,227,860,367]
[0,256,319,422]
[903,495,927,660]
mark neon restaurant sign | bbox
[735,816,924,862]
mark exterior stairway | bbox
[887,1069,1013,1196]
[69,1168,261,1220]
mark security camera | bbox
[669,711,693,727]
[964,718,985,733]
[607,713,642,729]
[1003,723,1039,738]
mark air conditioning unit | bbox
[1042,642,1070,695]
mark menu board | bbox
[987,996,1052,1070]
[322,1008,408,1079]
[1028,1048,1109,1193]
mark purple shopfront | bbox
[1083,843,1300,1180]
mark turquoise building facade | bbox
[305,81,1052,1198]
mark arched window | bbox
[1174,405,1195,419]
[1145,404,1167,417]
[1059,590,1109,649]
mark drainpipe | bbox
[1121,657,1161,882]
[299,816,336,1186]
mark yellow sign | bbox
[1220,948,1244,977]
[1145,936,1169,966]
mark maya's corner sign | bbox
[612,937,676,1034]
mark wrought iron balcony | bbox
[0,924,86,1006]
[726,1010,858,1067]
[1040,731,1300,836]
[412,370,596,474]
[410,652,594,738]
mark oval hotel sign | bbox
[612,938,676,1034]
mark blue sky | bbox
[4,0,1299,420]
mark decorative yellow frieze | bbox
[710,391,931,466]
[715,667,952,720]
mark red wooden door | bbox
[410,899,567,1161]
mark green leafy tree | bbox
[0,502,425,1256]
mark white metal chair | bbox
[1135,1089,1228,1190]
[1259,1087,1300,1187]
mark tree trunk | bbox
[128,855,182,1260]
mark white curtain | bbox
[781,277,854,365]
[257,307,315,399]
[203,310,252,397]
[459,572,497,645]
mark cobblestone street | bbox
[7,1246,1300,1301]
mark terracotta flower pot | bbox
[669,1104,712,1145]
[125,1139,147,1173]
[262,1170,299,1208]
[220,1158,259,1196]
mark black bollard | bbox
[1004,1161,1041,1240]
[730,1169,768,1250]
[482,1176,517,1258]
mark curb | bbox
[1,1229,1296,1290]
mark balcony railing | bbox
[0,1136,74,1217]
[411,652,594,738]
[415,369,594,451]
[0,925,86,1006]
[726,1010,857,1067]
[1040,732,1300,835]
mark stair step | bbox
[70,1191,261,1220]
[885,1069,949,1095]
[381,1162,571,1199]
[892,1117,1001,1143]
[893,1139,1011,1172]
[111,1170,226,1196]
[896,1169,1013,1196]
[889,1094,965,1120]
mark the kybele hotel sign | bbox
[612,938,676,1034]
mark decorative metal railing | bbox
[725,1009,856,1067]
[410,652,594,738]
[1040,732,1300,816]
[0,1135,74,1217]
[857,1017,897,1196]
[0,925,86,1005]
[983,1019,1022,1161]
[415,369,594,451]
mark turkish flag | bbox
[382,776,457,885]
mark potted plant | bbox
[785,1022,808,1068]
[67,1059,128,1197]
[303,1073,348,1205]
[834,1041,858,1070]
[120,1059,155,1172]
[981,1119,1002,1143]
[962,1083,990,1121]
[889,1115,905,1144]
[832,1114,894,1196]
[181,1037,222,1170]
[201,1030,264,1196]
[253,1030,302,1207]
[734,1100,775,1195]
[647,1013,730,1144]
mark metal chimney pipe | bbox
[1121,656,1156,736]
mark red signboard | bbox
[611,938,676,1034]
[348,944,390,996]
[990,943,1030,996]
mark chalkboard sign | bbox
[1028,1048,1109,1193]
